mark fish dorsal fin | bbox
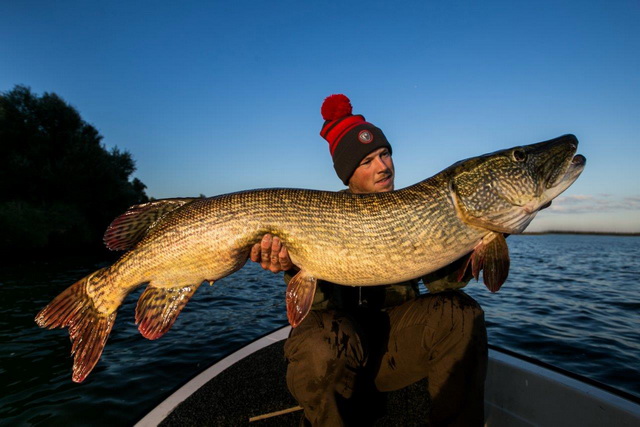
[286,270,317,328]
[471,233,510,292]
[135,282,202,340]
[104,198,197,250]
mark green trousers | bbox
[284,290,487,426]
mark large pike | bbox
[36,134,585,382]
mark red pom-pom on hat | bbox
[321,94,353,121]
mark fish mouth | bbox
[549,135,583,181]
[540,152,586,205]
[572,154,586,167]
[521,153,586,214]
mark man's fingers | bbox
[250,243,261,262]
[271,237,282,264]
[251,233,292,273]
[269,265,281,273]
[260,234,273,267]
[279,246,293,270]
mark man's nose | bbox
[373,156,390,170]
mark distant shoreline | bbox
[522,231,640,237]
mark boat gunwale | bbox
[488,343,640,406]
[135,325,291,426]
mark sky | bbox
[1,0,638,233]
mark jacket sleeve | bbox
[422,253,474,293]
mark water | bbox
[465,234,640,394]
[1,234,639,426]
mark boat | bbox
[136,326,640,426]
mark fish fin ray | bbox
[478,233,510,292]
[35,268,116,383]
[135,283,201,340]
[483,233,510,292]
[286,271,317,328]
[455,251,474,282]
[103,198,197,251]
[471,244,484,281]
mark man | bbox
[250,94,487,426]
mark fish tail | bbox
[35,268,117,383]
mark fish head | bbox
[450,134,586,234]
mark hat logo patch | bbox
[358,130,373,144]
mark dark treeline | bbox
[0,85,149,258]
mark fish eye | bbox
[513,149,527,162]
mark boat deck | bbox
[158,339,429,425]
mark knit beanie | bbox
[320,94,392,185]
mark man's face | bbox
[348,147,395,194]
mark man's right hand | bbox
[250,234,294,273]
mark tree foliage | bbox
[0,85,149,256]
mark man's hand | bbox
[250,234,294,273]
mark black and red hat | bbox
[320,94,392,185]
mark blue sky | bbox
[1,1,638,232]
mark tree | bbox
[0,85,149,256]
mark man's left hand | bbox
[249,234,294,273]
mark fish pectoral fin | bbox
[104,198,198,251]
[35,267,116,383]
[135,283,202,340]
[286,271,317,328]
[471,233,510,292]
[455,251,474,282]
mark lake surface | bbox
[1,234,639,426]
